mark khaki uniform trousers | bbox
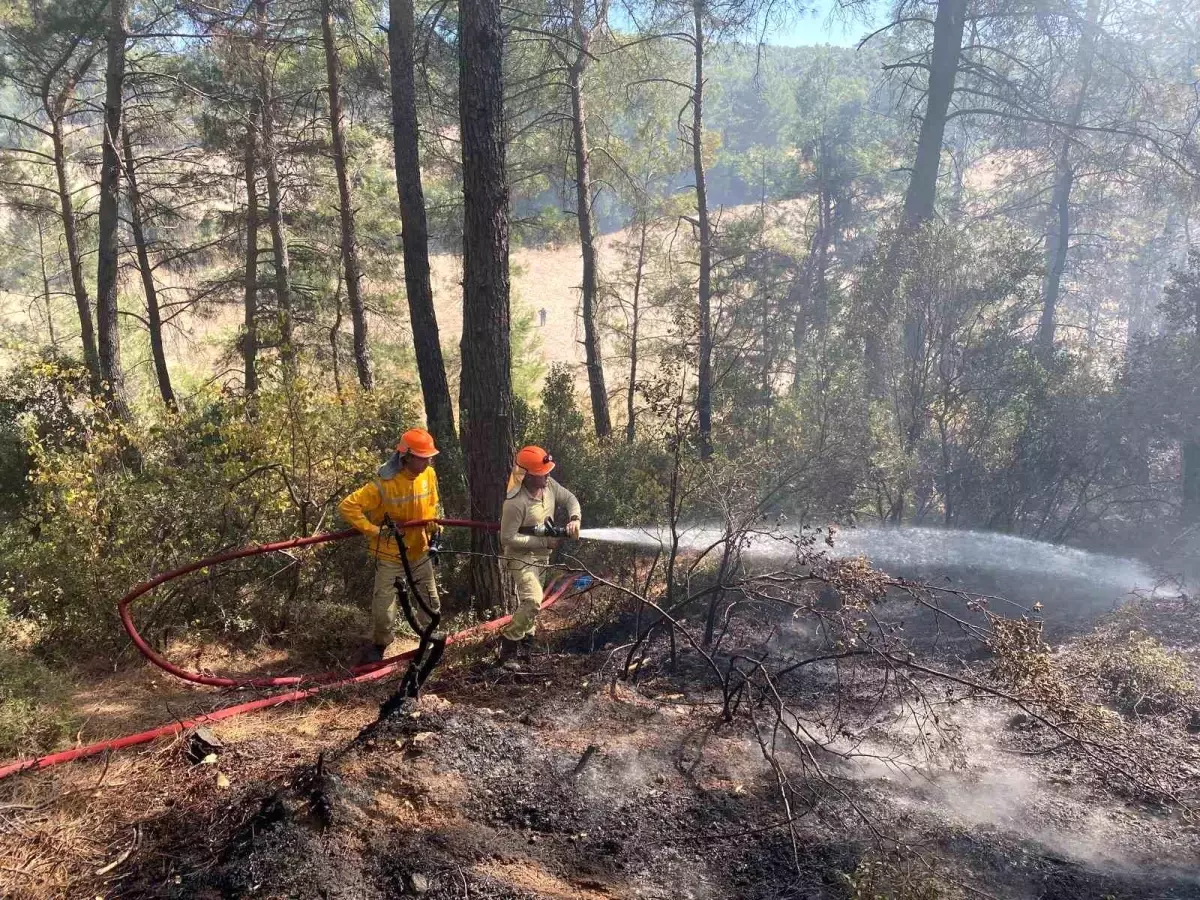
[371,554,439,646]
[499,556,548,641]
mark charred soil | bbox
[3,592,1199,900]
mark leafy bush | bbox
[838,851,956,900]
[0,355,89,523]
[1097,632,1195,716]
[519,363,671,528]
[0,613,76,758]
[0,370,421,657]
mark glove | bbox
[428,530,444,567]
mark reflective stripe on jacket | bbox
[340,467,440,562]
[498,477,581,571]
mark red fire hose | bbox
[118,518,497,688]
[0,519,587,781]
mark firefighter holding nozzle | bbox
[497,445,581,666]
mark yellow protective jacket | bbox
[499,477,581,571]
[340,466,441,563]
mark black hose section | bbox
[381,516,448,709]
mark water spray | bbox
[574,523,1160,597]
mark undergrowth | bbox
[1097,631,1195,716]
[0,635,77,758]
[838,851,961,900]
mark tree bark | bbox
[568,34,611,438]
[791,180,832,393]
[1185,262,1200,523]
[257,0,294,375]
[321,0,373,390]
[330,275,344,399]
[1036,0,1100,359]
[243,105,260,396]
[95,0,130,417]
[50,116,101,395]
[121,128,177,411]
[459,0,513,605]
[37,216,58,349]
[1183,442,1200,523]
[901,0,965,226]
[388,0,461,480]
[692,0,713,458]
[1038,143,1073,359]
[627,213,647,445]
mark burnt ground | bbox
[5,590,1200,900]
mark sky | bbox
[609,0,887,49]
[766,0,885,48]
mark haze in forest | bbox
[1,0,1199,895]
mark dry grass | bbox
[0,637,401,899]
[0,693,384,899]
[0,200,797,409]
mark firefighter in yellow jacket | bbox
[340,428,442,662]
[498,445,581,664]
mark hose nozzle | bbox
[518,517,566,539]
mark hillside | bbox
[2,581,1198,900]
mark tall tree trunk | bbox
[50,117,101,394]
[902,0,965,226]
[627,213,647,445]
[321,0,372,390]
[760,279,773,442]
[1185,275,1200,523]
[459,0,513,605]
[261,87,294,372]
[330,276,344,399]
[813,185,832,339]
[874,0,963,419]
[95,0,130,417]
[257,0,294,375]
[36,217,58,348]
[388,0,462,503]
[121,128,177,411]
[791,180,832,393]
[1038,144,1073,359]
[1183,443,1200,523]
[568,47,611,438]
[691,0,713,458]
[243,105,260,396]
[1036,0,1100,359]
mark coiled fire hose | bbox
[0,519,593,781]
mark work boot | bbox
[518,634,534,662]
[497,636,522,670]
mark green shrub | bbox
[289,600,371,662]
[839,852,957,900]
[520,363,671,528]
[0,637,76,758]
[0,355,89,523]
[0,372,422,657]
[1097,632,1195,716]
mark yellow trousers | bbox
[499,561,546,641]
[370,554,439,646]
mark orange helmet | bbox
[397,428,439,458]
[515,445,555,476]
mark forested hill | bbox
[0,0,1198,624]
[2,3,1200,896]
